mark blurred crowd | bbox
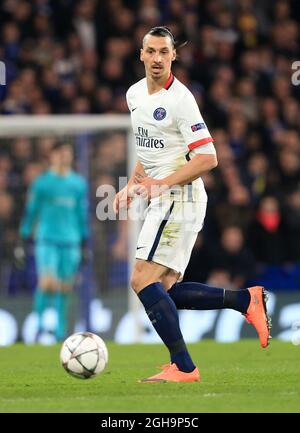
[1,0,300,290]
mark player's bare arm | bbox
[134,153,218,199]
[113,160,146,213]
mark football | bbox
[60,332,108,379]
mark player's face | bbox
[59,145,74,167]
[140,35,176,80]
[51,145,73,168]
[50,149,60,166]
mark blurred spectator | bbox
[212,226,256,288]
[0,191,14,266]
[245,152,269,203]
[282,189,300,262]
[248,196,285,264]
[207,269,237,290]
[183,233,214,283]
[277,149,300,194]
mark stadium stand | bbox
[0,0,300,294]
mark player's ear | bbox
[140,48,144,61]
[172,49,176,61]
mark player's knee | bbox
[162,278,174,291]
[130,272,142,293]
[131,272,164,294]
[161,271,180,291]
[131,261,147,293]
[131,270,154,293]
[131,260,168,293]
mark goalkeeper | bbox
[16,143,90,341]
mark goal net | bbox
[0,115,144,345]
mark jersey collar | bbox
[164,72,175,90]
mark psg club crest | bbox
[153,107,166,121]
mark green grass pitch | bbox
[0,340,299,413]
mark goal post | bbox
[0,115,131,136]
[0,114,144,343]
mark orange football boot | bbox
[140,363,201,383]
[244,286,272,348]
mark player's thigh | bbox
[131,259,170,293]
[135,196,176,266]
[167,200,207,282]
[58,245,81,291]
[35,242,59,291]
[136,199,207,282]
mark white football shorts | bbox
[135,196,207,280]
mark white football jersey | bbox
[126,73,215,201]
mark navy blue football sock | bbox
[168,282,250,314]
[138,282,196,373]
[168,282,224,310]
[223,289,250,314]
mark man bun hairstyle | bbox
[143,26,187,51]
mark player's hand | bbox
[113,186,133,214]
[13,239,27,270]
[134,171,146,184]
[133,177,169,199]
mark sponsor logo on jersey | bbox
[135,127,165,149]
[135,136,165,149]
[153,107,166,121]
[191,122,206,132]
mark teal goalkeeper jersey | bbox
[20,170,89,244]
